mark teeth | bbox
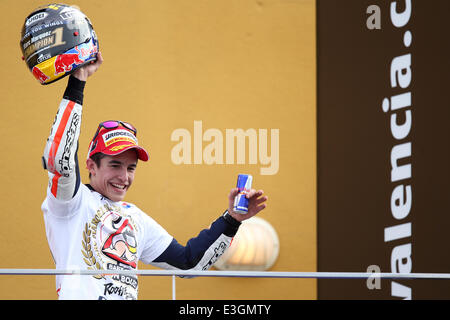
[111,183,126,189]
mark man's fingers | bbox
[246,189,264,199]
[254,195,268,205]
[256,203,267,212]
[95,51,103,65]
[229,188,267,211]
[228,188,239,199]
[252,203,267,215]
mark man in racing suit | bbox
[41,52,268,300]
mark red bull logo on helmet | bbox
[78,40,98,59]
[54,52,84,75]
[53,41,98,76]
[28,35,98,85]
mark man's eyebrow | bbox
[108,160,137,167]
[108,160,123,165]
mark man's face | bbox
[87,149,138,202]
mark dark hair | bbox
[89,153,107,178]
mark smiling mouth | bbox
[110,183,127,190]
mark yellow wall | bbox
[0,0,316,299]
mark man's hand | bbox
[72,51,103,81]
[228,188,268,222]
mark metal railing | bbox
[1,269,450,300]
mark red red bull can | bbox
[233,174,253,214]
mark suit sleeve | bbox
[42,75,85,201]
[150,211,241,272]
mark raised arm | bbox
[151,189,267,271]
[151,211,241,271]
[42,53,103,201]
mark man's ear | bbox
[86,157,97,176]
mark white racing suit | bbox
[41,76,241,300]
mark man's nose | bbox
[117,167,129,182]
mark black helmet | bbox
[20,4,99,85]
